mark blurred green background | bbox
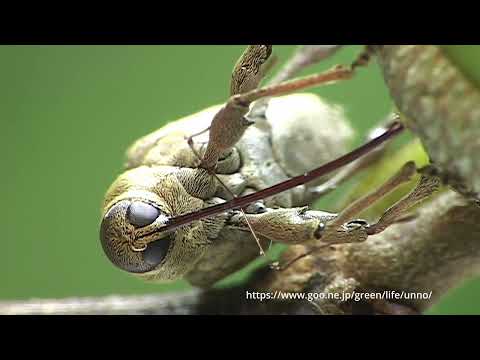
[1,45,479,314]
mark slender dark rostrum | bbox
[160,121,405,233]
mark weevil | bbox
[100,46,439,287]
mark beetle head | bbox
[100,166,208,282]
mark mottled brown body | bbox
[101,93,353,287]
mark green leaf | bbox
[441,45,480,90]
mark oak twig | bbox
[374,45,480,201]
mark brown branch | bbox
[0,285,296,315]
[374,45,480,201]
[0,292,201,315]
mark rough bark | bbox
[375,45,480,201]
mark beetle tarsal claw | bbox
[320,219,370,245]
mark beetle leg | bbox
[200,47,374,172]
[233,44,376,107]
[199,65,354,171]
[229,162,436,265]
[229,207,337,245]
[249,166,438,271]
[250,45,343,120]
[230,45,274,96]
[366,169,441,235]
[320,162,440,242]
[225,162,428,270]
[325,162,417,233]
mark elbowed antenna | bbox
[161,121,405,233]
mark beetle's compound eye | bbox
[143,236,173,268]
[127,201,160,228]
[100,200,172,274]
